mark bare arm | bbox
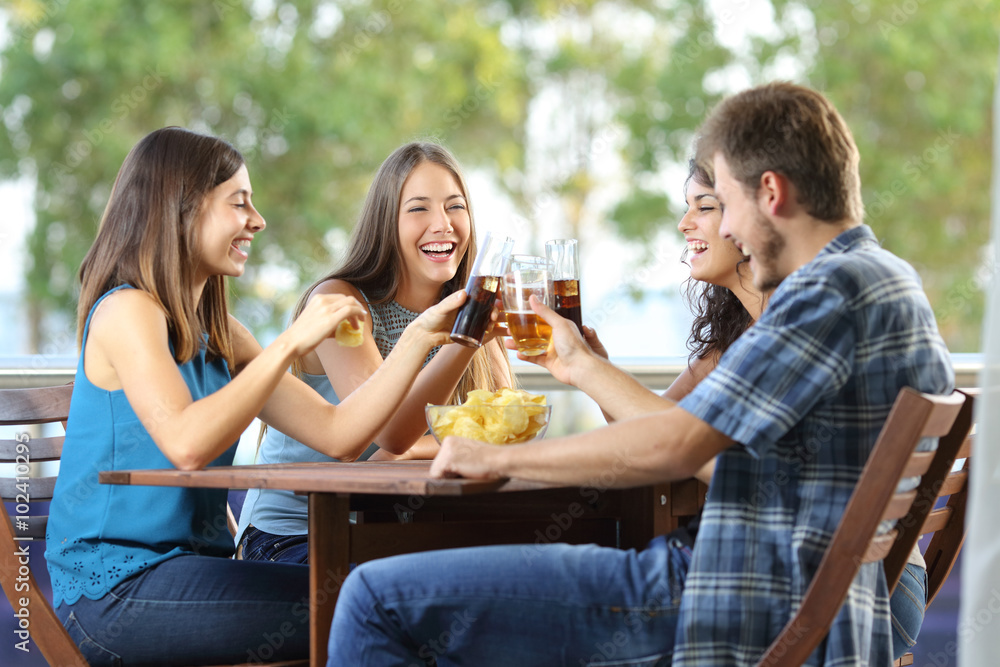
[87,288,366,470]
[662,355,717,402]
[258,289,470,459]
[430,404,732,488]
[510,298,675,421]
[510,299,722,484]
[367,434,441,461]
[661,353,722,483]
[307,281,507,455]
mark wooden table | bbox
[100,461,705,666]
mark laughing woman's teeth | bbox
[688,241,709,253]
[421,243,455,257]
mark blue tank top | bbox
[238,293,438,538]
[45,286,237,607]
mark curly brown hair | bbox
[681,160,754,361]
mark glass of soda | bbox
[545,239,583,332]
[450,231,514,348]
[502,255,554,357]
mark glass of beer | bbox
[503,255,554,357]
[450,231,514,347]
[545,239,583,332]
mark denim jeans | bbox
[890,562,928,659]
[56,554,310,666]
[241,524,310,564]
[328,536,691,666]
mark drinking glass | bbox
[450,231,514,347]
[502,256,554,357]
[545,239,583,332]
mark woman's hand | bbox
[408,289,468,346]
[279,294,367,358]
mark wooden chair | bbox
[888,389,976,666]
[756,387,972,667]
[0,384,85,667]
[0,385,306,667]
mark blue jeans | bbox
[328,536,691,666]
[241,524,310,564]
[890,562,927,659]
[57,554,310,666]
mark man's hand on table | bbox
[429,436,505,480]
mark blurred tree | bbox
[604,0,998,352]
[608,0,735,240]
[0,0,529,351]
[495,1,734,247]
[791,0,999,351]
[0,0,995,355]
[477,0,741,432]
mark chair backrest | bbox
[888,391,975,667]
[0,386,308,667]
[0,384,88,667]
[756,387,971,667]
[884,389,975,609]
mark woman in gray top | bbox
[238,142,512,563]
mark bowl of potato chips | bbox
[426,388,551,445]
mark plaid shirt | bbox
[676,225,953,666]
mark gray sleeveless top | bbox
[366,293,441,367]
[237,291,440,538]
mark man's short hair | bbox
[695,82,864,223]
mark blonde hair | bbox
[77,127,244,369]
[291,141,509,402]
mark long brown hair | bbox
[77,127,244,369]
[291,141,509,403]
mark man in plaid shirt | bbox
[327,83,953,666]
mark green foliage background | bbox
[1,0,996,353]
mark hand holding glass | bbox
[503,256,554,357]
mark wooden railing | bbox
[0,353,984,391]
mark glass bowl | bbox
[425,404,552,446]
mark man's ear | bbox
[757,171,789,215]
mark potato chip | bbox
[465,389,494,405]
[452,416,486,441]
[335,319,364,347]
[426,389,550,445]
[500,405,529,435]
[426,406,452,429]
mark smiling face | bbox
[678,177,746,291]
[191,164,265,287]
[713,154,786,292]
[397,160,471,296]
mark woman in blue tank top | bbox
[239,142,513,563]
[44,127,470,665]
